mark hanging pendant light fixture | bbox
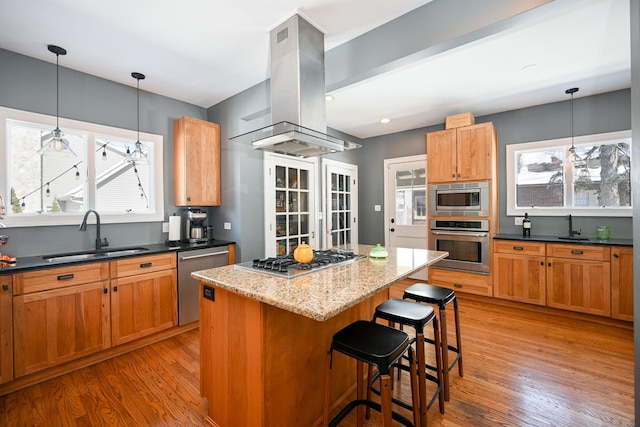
[126,72,147,164]
[38,45,77,157]
[566,87,579,163]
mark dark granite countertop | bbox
[0,239,235,273]
[494,234,632,247]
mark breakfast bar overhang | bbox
[193,245,448,427]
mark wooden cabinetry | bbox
[546,244,611,317]
[427,122,496,183]
[110,253,177,346]
[494,240,546,305]
[174,116,221,206]
[12,263,110,377]
[427,267,493,297]
[0,275,12,384]
[611,246,634,321]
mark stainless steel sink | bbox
[558,236,590,241]
[43,247,149,262]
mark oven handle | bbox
[431,230,489,237]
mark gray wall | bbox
[0,48,207,257]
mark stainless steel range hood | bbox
[230,14,361,157]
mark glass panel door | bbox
[324,159,358,249]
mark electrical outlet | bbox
[514,217,524,226]
[162,222,169,232]
[374,205,381,212]
[223,222,231,230]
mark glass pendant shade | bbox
[126,72,147,164]
[566,87,579,164]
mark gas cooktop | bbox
[235,248,365,278]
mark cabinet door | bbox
[174,116,221,206]
[0,275,12,384]
[546,258,611,316]
[456,123,495,181]
[13,281,111,377]
[494,253,546,305]
[611,247,633,321]
[426,129,457,183]
[111,269,177,346]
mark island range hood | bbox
[230,14,361,157]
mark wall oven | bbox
[429,181,489,217]
[429,219,490,273]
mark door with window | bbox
[264,153,317,257]
[323,159,358,249]
[384,155,427,278]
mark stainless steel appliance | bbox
[184,208,208,243]
[235,248,365,278]
[178,246,229,325]
[429,219,490,273]
[429,181,489,217]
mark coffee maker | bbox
[184,208,208,244]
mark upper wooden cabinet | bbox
[174,116,221,206]
[427,122,497,183]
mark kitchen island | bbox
[193,244,448,427]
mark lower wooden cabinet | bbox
[493,241,546,305]
[13,279,110,377]
[611,247,634,321]
[0,275,12,385]
[110,268,177,346]
[427,267,492,297]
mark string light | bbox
[45,183,50,197]
[102,145,107,160]
[73,165,80,179]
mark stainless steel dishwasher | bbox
[178,246,229,325]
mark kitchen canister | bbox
[596,225,610,241]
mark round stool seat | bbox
[404,283,455,308]
[374,298,435,332]
[332,320,410,376]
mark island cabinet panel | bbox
[200,285,388,427]
[493,240,546,305]
[611,247,634,321]
[0,275,12,385]
[110,269,177,346]
[13,281,110,377]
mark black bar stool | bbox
[323,320,420,427]
[403,283,463,401]
[369,298,444,427]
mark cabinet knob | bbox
[548,262,551,267]
[613,253,620,258]
[2,283,8,291]
[540,261,544,266]
[114,286,118,292]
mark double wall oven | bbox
[428,181,491,274]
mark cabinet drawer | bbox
[427,267,492,297]
[546,244,610,261]
[494,240,545,256]
[110,253,176,278]
[13,262,109,295]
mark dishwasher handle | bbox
[180,250,229,261]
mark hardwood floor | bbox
[0,281,634,426]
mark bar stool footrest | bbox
[329,399,414,427]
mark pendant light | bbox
[126,72,147,163]
[38,45,77,157]
[566,87,579,163]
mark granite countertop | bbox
[494,234,633,247]
[0,239,235,273]
[192,244,449,322]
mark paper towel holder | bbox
[166,213,182,247]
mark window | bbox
[0,106,164,227]
[506,130,631,217]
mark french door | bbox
[323,159,358,249]
[264,153,317,257]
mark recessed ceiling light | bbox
[325,95,335,102]
[380,118,391,124]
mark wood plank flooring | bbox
[0,281,634,426]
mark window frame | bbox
[0,106,164,227]
[506,129,631,217]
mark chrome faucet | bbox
[79,209,109,251]
[566,214,581,237]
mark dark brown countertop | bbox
[494,234,632,247]
[0,239,235,273]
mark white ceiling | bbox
[0,0,630,139]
